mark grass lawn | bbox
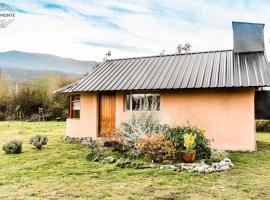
[0,122,270,200]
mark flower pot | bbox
[181,152,196,163]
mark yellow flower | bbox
[183,133,196,152]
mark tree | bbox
[176,43,192,53]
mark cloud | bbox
[13,8,28,14]
[83,15,123,30]
[43,3,69,13]
[84,41,153,53]
[110,6,135,14]
[0,0,270,61]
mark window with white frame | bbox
[125,92,160,111]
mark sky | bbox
[1,0,270,62]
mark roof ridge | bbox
[107,49,233,61]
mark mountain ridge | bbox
[0,50,98,75]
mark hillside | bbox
[0,51,98,77]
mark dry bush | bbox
[117,112,168,148]
[137,133,176,163]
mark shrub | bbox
[256,120,270,132]
[115,158,146,169]
[2,140,22,154]
[117,112,169,148]
[29,134,48,149]
[137,133,176,163]
[163,124,211,160]
[208,150,229,163]
[85,144,105,162]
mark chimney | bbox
[232,21,265,53]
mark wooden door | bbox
[99,93,116,138]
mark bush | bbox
[256,120,270,132]
[2,140,22,154]
[115,158,146,169]
[29,134,48,149]
[163,124,211,160]
[208,150,229,163]
[117,112,169,148]
[137,133,176,163]
[85,144,105,162]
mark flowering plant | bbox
[183,133,196,153]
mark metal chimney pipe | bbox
[232,21,265,53]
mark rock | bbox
[220,165,230,171]
[221,161,227,166]
[224,158,231,163]
[229,162,234,168]
[182,166,189,171]
[149,164,156,168]
[208,167,215,173]
[198,166,205,173]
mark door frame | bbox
[98,92,116,137]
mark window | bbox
[68,95,80,118]
[125,92,160,111]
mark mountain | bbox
[0,50,98,76]
[2,68,82,82]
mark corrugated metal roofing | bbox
[55,50,270,93]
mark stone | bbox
[182,166,189,171]
[224,158,231,163]
[220,165,230,171]
[229,163,234,168]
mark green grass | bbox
[0,121,270,199]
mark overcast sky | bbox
[1,0,270,62]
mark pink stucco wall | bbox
[116,88,255,151]
[66,88,256,151]
[66,92,98,138]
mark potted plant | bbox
[181,133,196,163]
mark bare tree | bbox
[176,43,192,53]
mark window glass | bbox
[132,94,144,111]
[125,92,160,111]
[72,95,80,101]
[71,95,80,118]
[145,94,160,111]
[73,101,80,110]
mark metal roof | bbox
[55,50,270,93]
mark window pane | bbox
[125,93,130,110]
[145,94,160,111]
[73,101,80,110]
[71,95,80,118]
[72,110,80,118]
[72,95,80,101]
[132,94,144,110]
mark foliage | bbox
[137,133,176,163]
[85,144,105,162]
[0,74,75,121]
[85,144,146,169]
[256,120,270,132]
[29,134,48,149]
[115,158,146,169]
[163,124,211,160]
[207,150,229,163]
[176,43,192,53]
[117,111,169,148]
[183,133,197,153]
[2,139,22,154]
